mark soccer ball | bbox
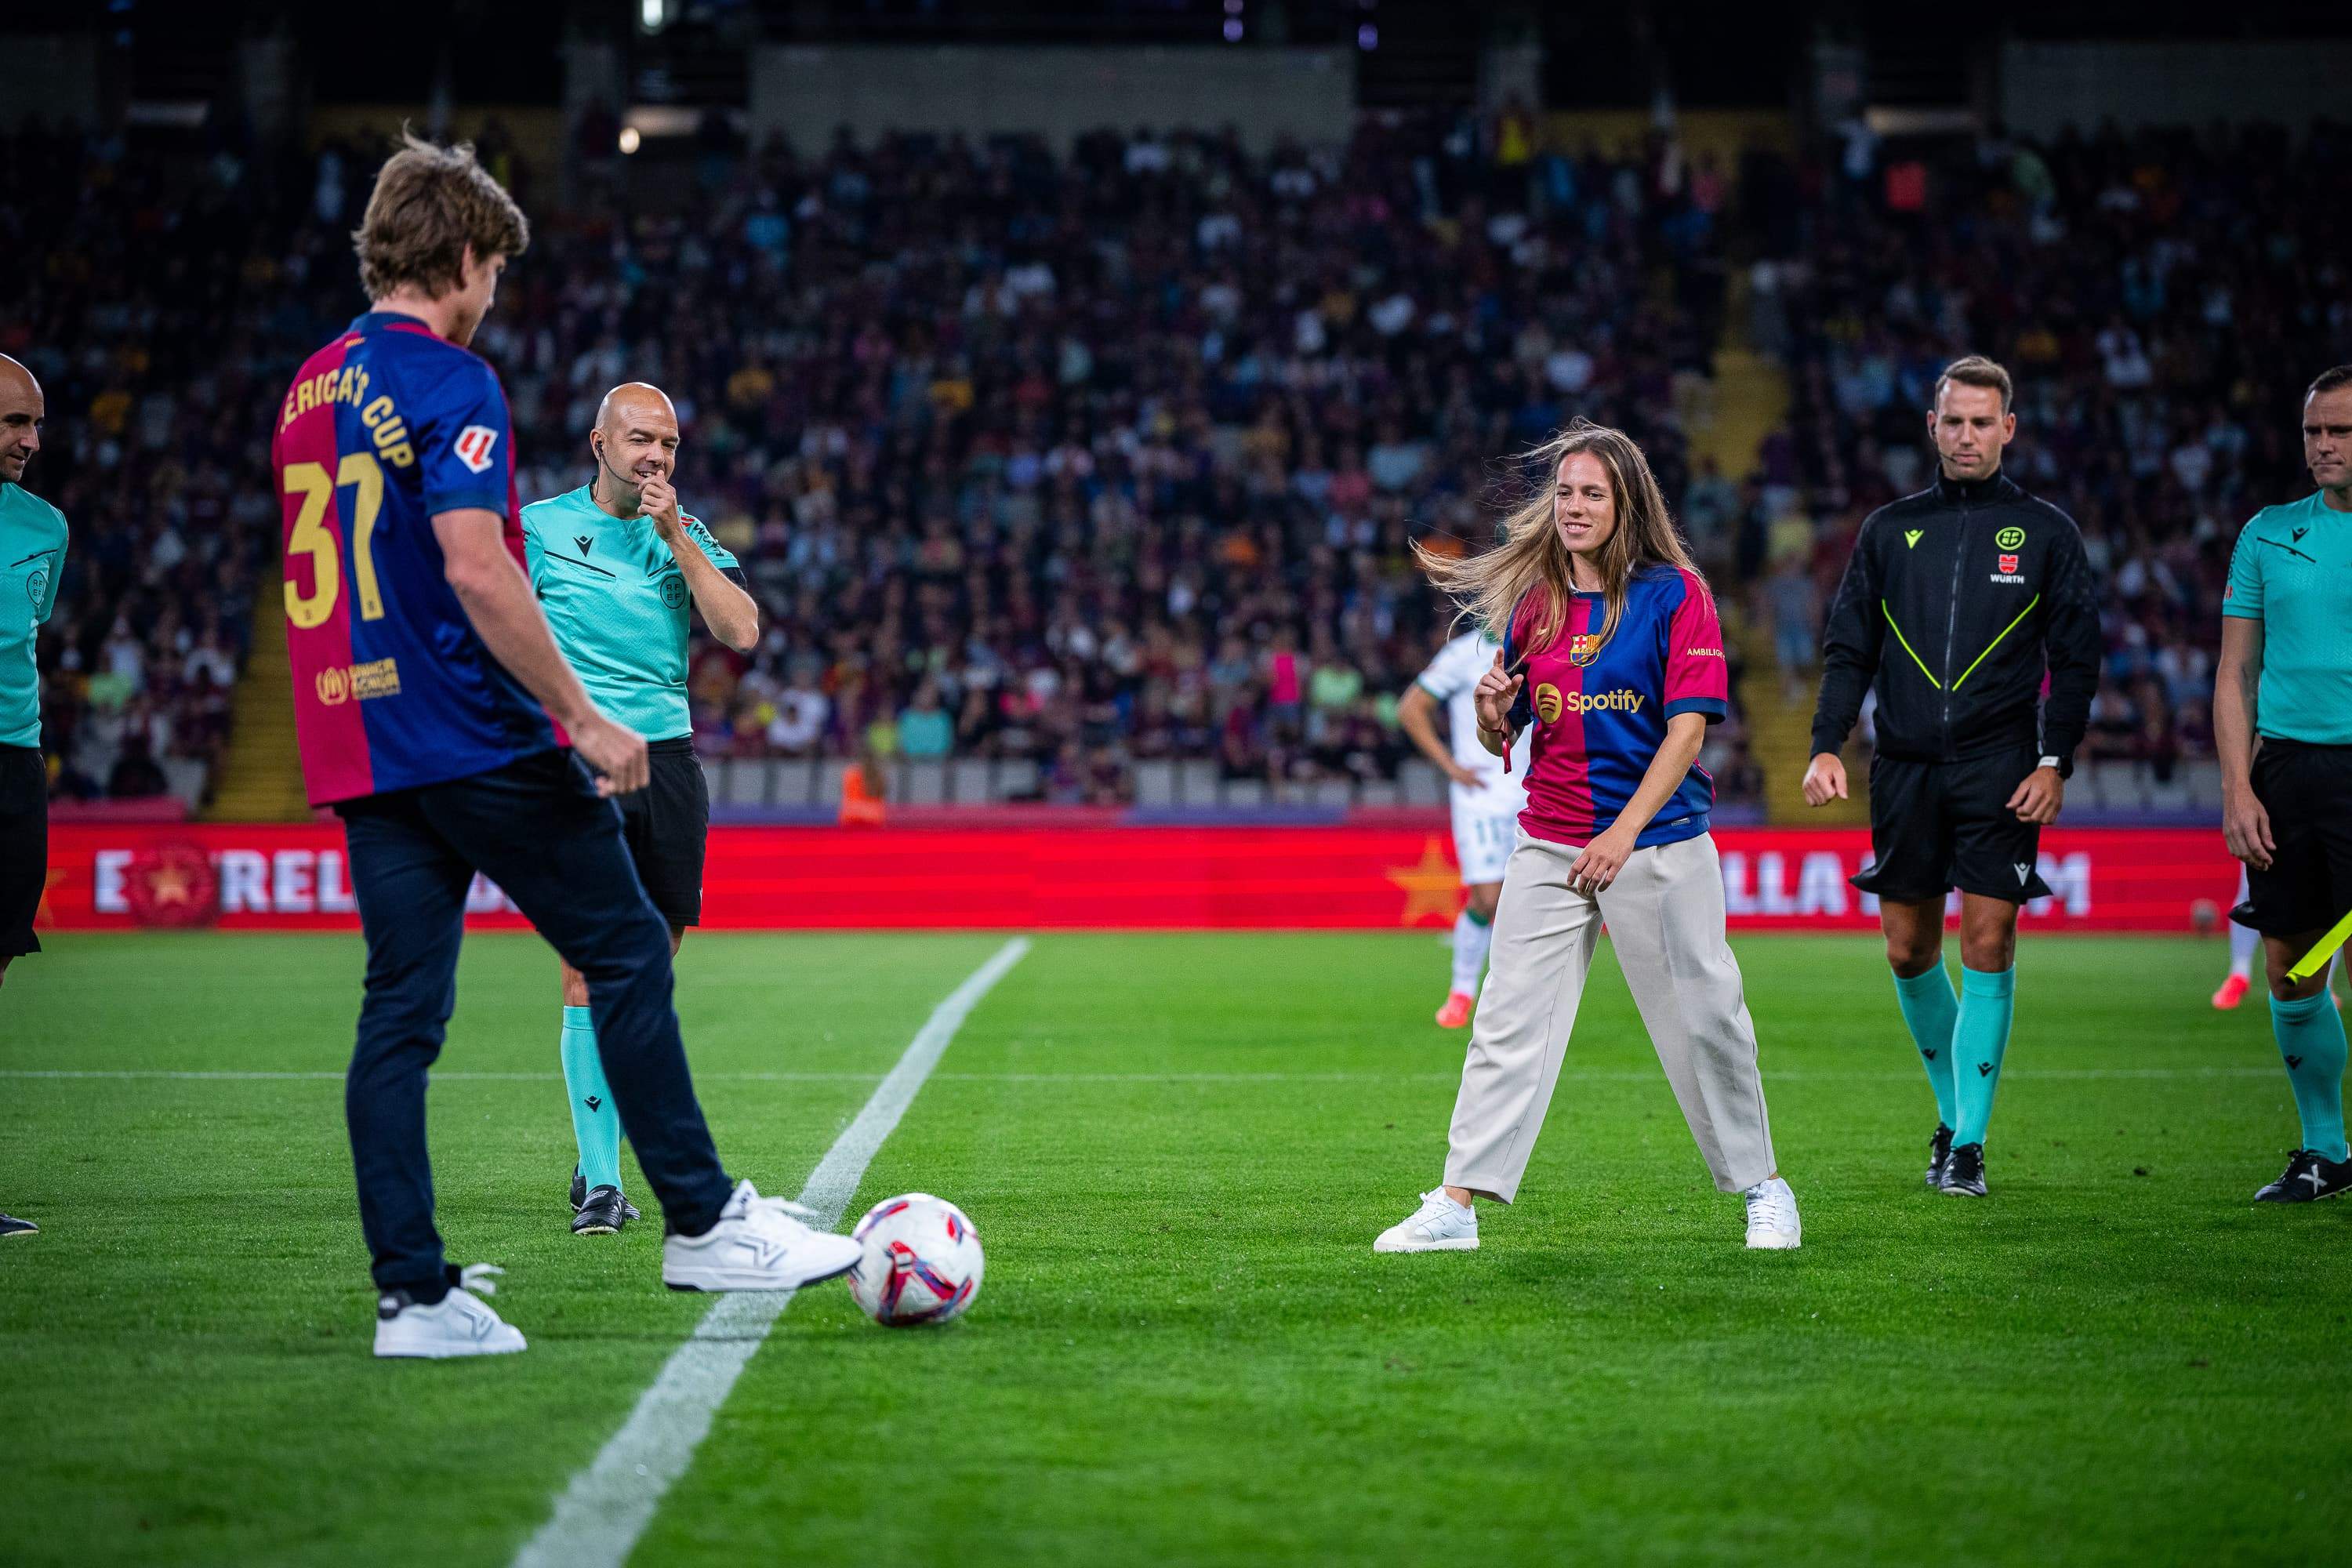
[848,1193,984,1327]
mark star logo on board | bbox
[1385,836,1463,927]
[121,843,220,928]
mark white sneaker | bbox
[1374,1189,1479,1253]
[373,1264,528,1359]
[662,1179,862,1292]
[1742,1176,1802,1250]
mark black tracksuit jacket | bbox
[1809,472,2101,775]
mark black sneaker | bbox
[0,1213,37,1238]
[1925,1123,1954,1190]
[572,1186,633,1236]
[568,1165,639,1222]
[1941,1142,1987,1197]
[2253,1149,2352,1203]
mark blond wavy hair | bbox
[1416,420,1701,659]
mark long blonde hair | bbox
[1416,419,1701,658]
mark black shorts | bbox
[2237,739,2352,938]
[0,744,45,958]
[1853,746,2053,904]
[607,737,710,928]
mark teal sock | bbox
[560,1006,623,1192]
[1892,964,1961,1129]
[2269,992,2350,1162]
[1951,965,2016,1146]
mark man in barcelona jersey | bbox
[1398,626,1530,1028]
[271,134,856,1359]
[524,383,760,1236]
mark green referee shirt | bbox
[0,481,68,750]
[521,485,739,742]
[2223,491,2352,745]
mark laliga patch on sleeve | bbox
[453,424,500,474]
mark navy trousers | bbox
[339,747,733,1298]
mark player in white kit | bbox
[1398,630,1534,1027]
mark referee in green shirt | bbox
[2217,365,2352,1203]
[523,382,760,1234]
[2,352,64,1240]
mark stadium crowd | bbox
[12,111,1757,804]
[17,105,2345,806]
[1754,118,2352,775]
[2,121,280,801]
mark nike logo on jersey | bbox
[1904,529,1924,549]
[575,535,594,555]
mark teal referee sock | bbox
[1892,964,1961,1129]
[1951,965,2016,1146]
[560,1006,623,1193]
[2269,992,2350,1162]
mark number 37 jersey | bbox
[271,312,554,806]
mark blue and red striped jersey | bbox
[1502,564,1729,849]
[270,311,554,806]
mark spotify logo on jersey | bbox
[1534,684,1646,722]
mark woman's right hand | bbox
[1474,650,1523,742]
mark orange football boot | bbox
[1435,991,1475,1029]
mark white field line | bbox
[505,935,1028,1568]
[0,1065,2286,1085]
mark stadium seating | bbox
[21,112,2333,816]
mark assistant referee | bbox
[522,382,760,1235]
[2216,365,2352,1203]
[1802,355,2100,1198]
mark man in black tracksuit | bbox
[1803,356,2101,1197]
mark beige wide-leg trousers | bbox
[1444,829,1778,1201]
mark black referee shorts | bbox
[0,743,45,958]
[609,736,710,929]
[2236,739,2352,938]
[1852,745,2054,905]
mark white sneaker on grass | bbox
[1742,1176,1802,1250]
[662,1179,862,1292]
[1374,1189,1479,1253]
[374,1264,527,1359]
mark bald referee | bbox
[523,383,760,1233]
[2216,365,2352,1203]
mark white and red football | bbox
[847,1193,984,1327]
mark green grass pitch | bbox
[2,930,2347,1566]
